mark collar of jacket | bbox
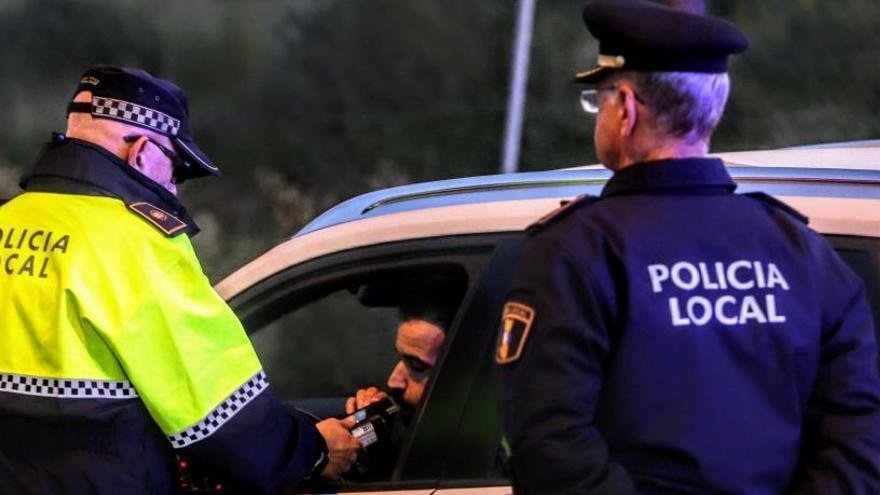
[19,136,199,236]
[600,157,737,198]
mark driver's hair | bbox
[397,298,455,333]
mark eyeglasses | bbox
[123,135,185,170]
[579,86,646,114]
[580,86,616,114]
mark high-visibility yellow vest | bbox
[0,191,262,444]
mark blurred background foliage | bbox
[0,0,877,280]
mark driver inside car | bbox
[344,294,456,479]
[346,304,450,414]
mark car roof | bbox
[298,142,880,236]
[714,142,880,170]
[216,142,880,300]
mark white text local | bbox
[647,261,790,327]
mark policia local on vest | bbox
[0,227,69,278]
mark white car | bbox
[215,142,880,495]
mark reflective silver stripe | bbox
[0,372,138,399]
[168,370,268,449]
[91,96,181,136]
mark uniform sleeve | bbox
[789,252,880,494]
[496,236,636,495]
[100,238,323,493]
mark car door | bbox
[224,233,522,494]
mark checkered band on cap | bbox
[168,370,269,449]
[92,96,181,136]
[0,372,138,399]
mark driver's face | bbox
[387,319,445,409]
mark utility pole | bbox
[499,0,703,175]
[500,0,536,174]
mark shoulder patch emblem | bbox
[496,301,536,365]
[127,202,188,236]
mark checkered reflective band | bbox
[0,372,138,399]
[92,96,181,136]
[168,370,269,449]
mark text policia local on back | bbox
[0,227,70,279]
[647,260,789,327]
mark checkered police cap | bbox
[67,65,219,181]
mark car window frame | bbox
[395,237,524,487]
[224,232,520,492]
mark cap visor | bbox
[572,66,611,84]
[173,136,220,178]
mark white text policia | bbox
[0,227,70,278]
[647,260,789,327]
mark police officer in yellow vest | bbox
[0,66,361,494]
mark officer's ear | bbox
[125,136,150,173]
[617,84,639,138]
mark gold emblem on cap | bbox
[597,54,626,69]
[574,54,626,81]
[80,76,100,86]
[150,209,168,221]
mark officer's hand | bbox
[316,416,361,479]
[345,387,389,414]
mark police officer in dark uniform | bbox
[496,2,880,494]
[0,66,361,494]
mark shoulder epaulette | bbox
[127,201,189,237]
[742,192,808,224]
[526,194,599,236]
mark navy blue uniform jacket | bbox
[498,158,880,494]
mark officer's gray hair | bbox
[623,71,730,144]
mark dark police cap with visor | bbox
[574,0,748,84]
[67,65,219,182]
